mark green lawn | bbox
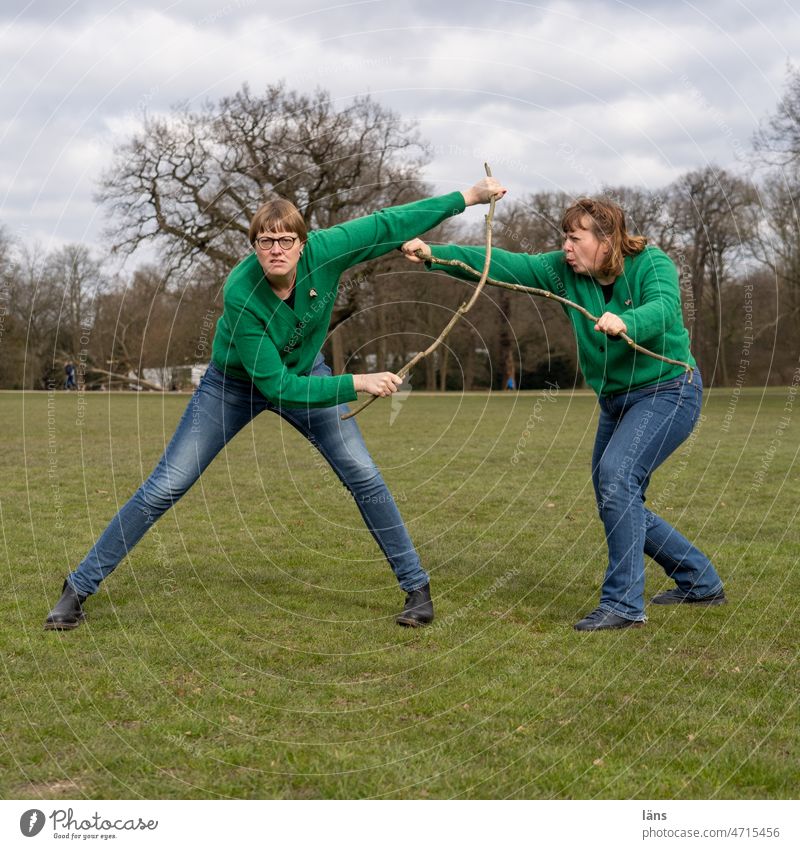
[1,387,797,799]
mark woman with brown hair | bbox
[402,197,725,631]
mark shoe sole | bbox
[651,596,727,606]
[396,616,433,628]
[574,620,645,632]
[44,616,85,631]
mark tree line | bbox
[2,71,799,391]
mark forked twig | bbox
[341,163,500,420]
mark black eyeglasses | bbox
[255,235,298,251]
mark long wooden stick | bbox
[86,367,169,391]
[341,163,500,420]
[427,255,694,374]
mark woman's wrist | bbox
[352,374,364,392]
[461,178,506,207]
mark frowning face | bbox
[254,231,304,281]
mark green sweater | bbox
[211,191,466,408]
[427,244,696,396]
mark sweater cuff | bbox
[446,190,467,216]
[423,244,456,270]
[617,310,636,338]
[617,309,661,345]
[338,373,357,405]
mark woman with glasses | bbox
[45,177,506,632]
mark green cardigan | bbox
[427,244,696,396]
[211,192,466,408]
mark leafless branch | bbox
[424,256,695,375]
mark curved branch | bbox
[341,163,499,420]
[428,255,695,375]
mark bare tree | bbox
[749,170,800,347]
[96,83,431,367]
[0,228,20,387]
[753,63,800,168]
[600,184,680,253]
[668,166,759,381]
[45,244,106,359]
[91,265,220,382]
[96,82,429,275]
[5,244,61,388]
[750,65,800,351]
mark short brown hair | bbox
[248,199,308,246]
[561,197,647,279]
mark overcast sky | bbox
[2,0,798,261]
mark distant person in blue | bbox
[505,375,516,390]
[64,361,76,390]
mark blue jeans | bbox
[68,357,429,597]
[591,370,723,620]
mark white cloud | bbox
[1,0,799,258]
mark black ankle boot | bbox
[44,580,86,630]
[396,583,434,627]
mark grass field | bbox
[1,386,798,800]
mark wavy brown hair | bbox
[561,198,647,279]
[249,199,308,247]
